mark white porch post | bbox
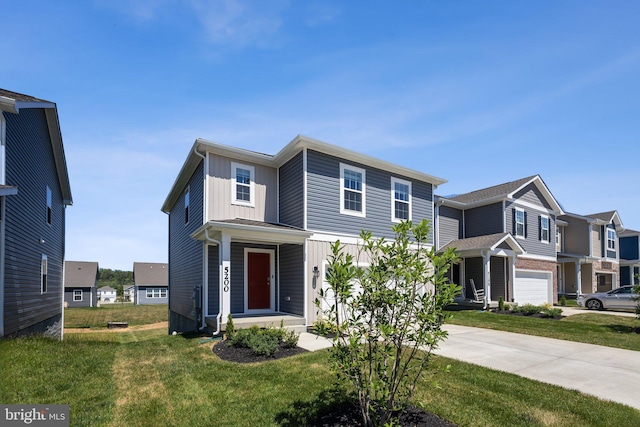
[220,233,232,320]
[483,252,491,309]
[509,256,516,302]
[575,261,581,298]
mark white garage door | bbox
[514,270,552,305]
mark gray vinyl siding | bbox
[278,152,304,228]
[306,150,434,242]
[168,160,204,324]
[490,257,506,300]
[437,205,462,249]
[505,201,557,258]
[464,257,484,297]
[464,203,503,238]
[136,286,168,305]
[207,245,220,316]
[512,184,553,210]
[562,216,590,256]
[64,288,95,308]
[230,242,277,314]
[279,244,304,316]
[3,109,65,337]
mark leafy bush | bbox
[541,307,562,318]
[226,323,299,356]
[312,319,339,337]
[559,295,567,306]
[513,304,542,315]
[248,333,279,357]
[226,314,235,340]
[498,296,504,311]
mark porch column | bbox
[509,256,516,302]
[483,252,491,309]
[575,261,581,298]
[220,233,232,320]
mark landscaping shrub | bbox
[559,295,567,306]
[513,304,541,315]
[498,296,504,311]
[226,323,299,357]
[541,307,562,318]
[226,314,235,340]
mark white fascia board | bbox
[492,234,525,254]
[192,221,312,244]
[195,138,274,167]
[0,96,17,113]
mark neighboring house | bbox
[0,89,73,338]
[161,135,446,333]
[618,229,639,287]
[97,286,116,303]
[435,175,564,306]
[123,285,135,302]
[64,261,98,308]
[556,211,623,296]
[133,262,168,305]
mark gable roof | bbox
[440,232,525,254]
[562,210,624,230]
[162,135,447,213]
[0,88,72,205]
[64,261,99,288]
[98,286,116,292]
[133,262,168,286]
[620,229,640,237]
[437,175,564,214]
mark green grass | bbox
[64,304,168,328]
[446,310,640,351]
[1,328,639,426]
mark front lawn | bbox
[1,327,638,426]
[64,304,168,328]
[446,309,640,351]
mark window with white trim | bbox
[514,208,525,238]
[146,288,167,298]
[540,215,550,242]
[340,163,365,217]
[41,255,48,294]
[46,186,52,225]
[73,290,82,301]
[607,228,616,251]
[231,162,255,207]
[391,177,411,222]
[184,186,190,225]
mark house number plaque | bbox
[223,265,230,292]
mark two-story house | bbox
[620,229,640,286]
[162,135,446,334]
[98,286,117,303]
[133,262,168,305]
[556,211,623,296]
[435,175,564,306]
[64,261,99,308]
[0,89,72,339]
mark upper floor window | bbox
[514,208,526,238]
[607,228,616,251]
[340,163,365,217]
[391,177,411,222]
[539,215,550,242]
[184,186,190,225]
[41,255,48,294]
[231,162,255,207]
[46,186,52,225]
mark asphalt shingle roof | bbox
[0,88,51,103]
[444,176,537,205]
[133,262,168,286]
[64,261,99,288]
[440,232,512,252]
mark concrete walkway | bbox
[560,306,637,317]
[437,324,640,410]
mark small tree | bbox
[316,219,460,427]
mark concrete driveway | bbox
[561,306,637,318]
[437,324,640,411]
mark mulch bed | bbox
[212,340,308,363]
[491,309,564,319]
[312,402,457,427]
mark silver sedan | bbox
[577,285,638,311]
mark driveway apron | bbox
[436,325,640,411]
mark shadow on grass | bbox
[274,387,354,427]
[606,324,640,334]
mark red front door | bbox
[248,252,271,310]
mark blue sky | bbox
[3,1,639,270]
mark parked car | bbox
[577,286,638,310]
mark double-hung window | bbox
[539,215,550,242]
[514,208,526,238]
[607,228,616,251]
[231,162,255,207]
[41,255,48,294]
[146,288,167,298]
[73,290,82,301]
[340,164,365,217]
[391,177,411,222]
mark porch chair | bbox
[470,279,484,303]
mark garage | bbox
[513,270,552,305]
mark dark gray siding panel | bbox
[620,236,639,260]
[490,257,506,300]
[464,203,503,238]
[168,160,204,327]
[513,184,553,210]
[279,244,304,316]
[621,266,631,286]
[230,242,277,314]
[279,152,304,228]
[505,201,557,259]
[438,205,462,249]
[136,286,168,305]
[306,150,434,242]
[207,245,220,315]
[64,288,93,308]
[465,257,484,297]
[4,109,65,337]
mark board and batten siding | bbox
[464,203,503,238]
[306,150,434,242]
[437,205,463,249]
[3,109,65,337]
[169,160,204,327]
[278,244,304,316]
[278,152,304,228]
[505,201,557,258]
[207,154,277,222]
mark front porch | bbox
[206,313,306,333]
